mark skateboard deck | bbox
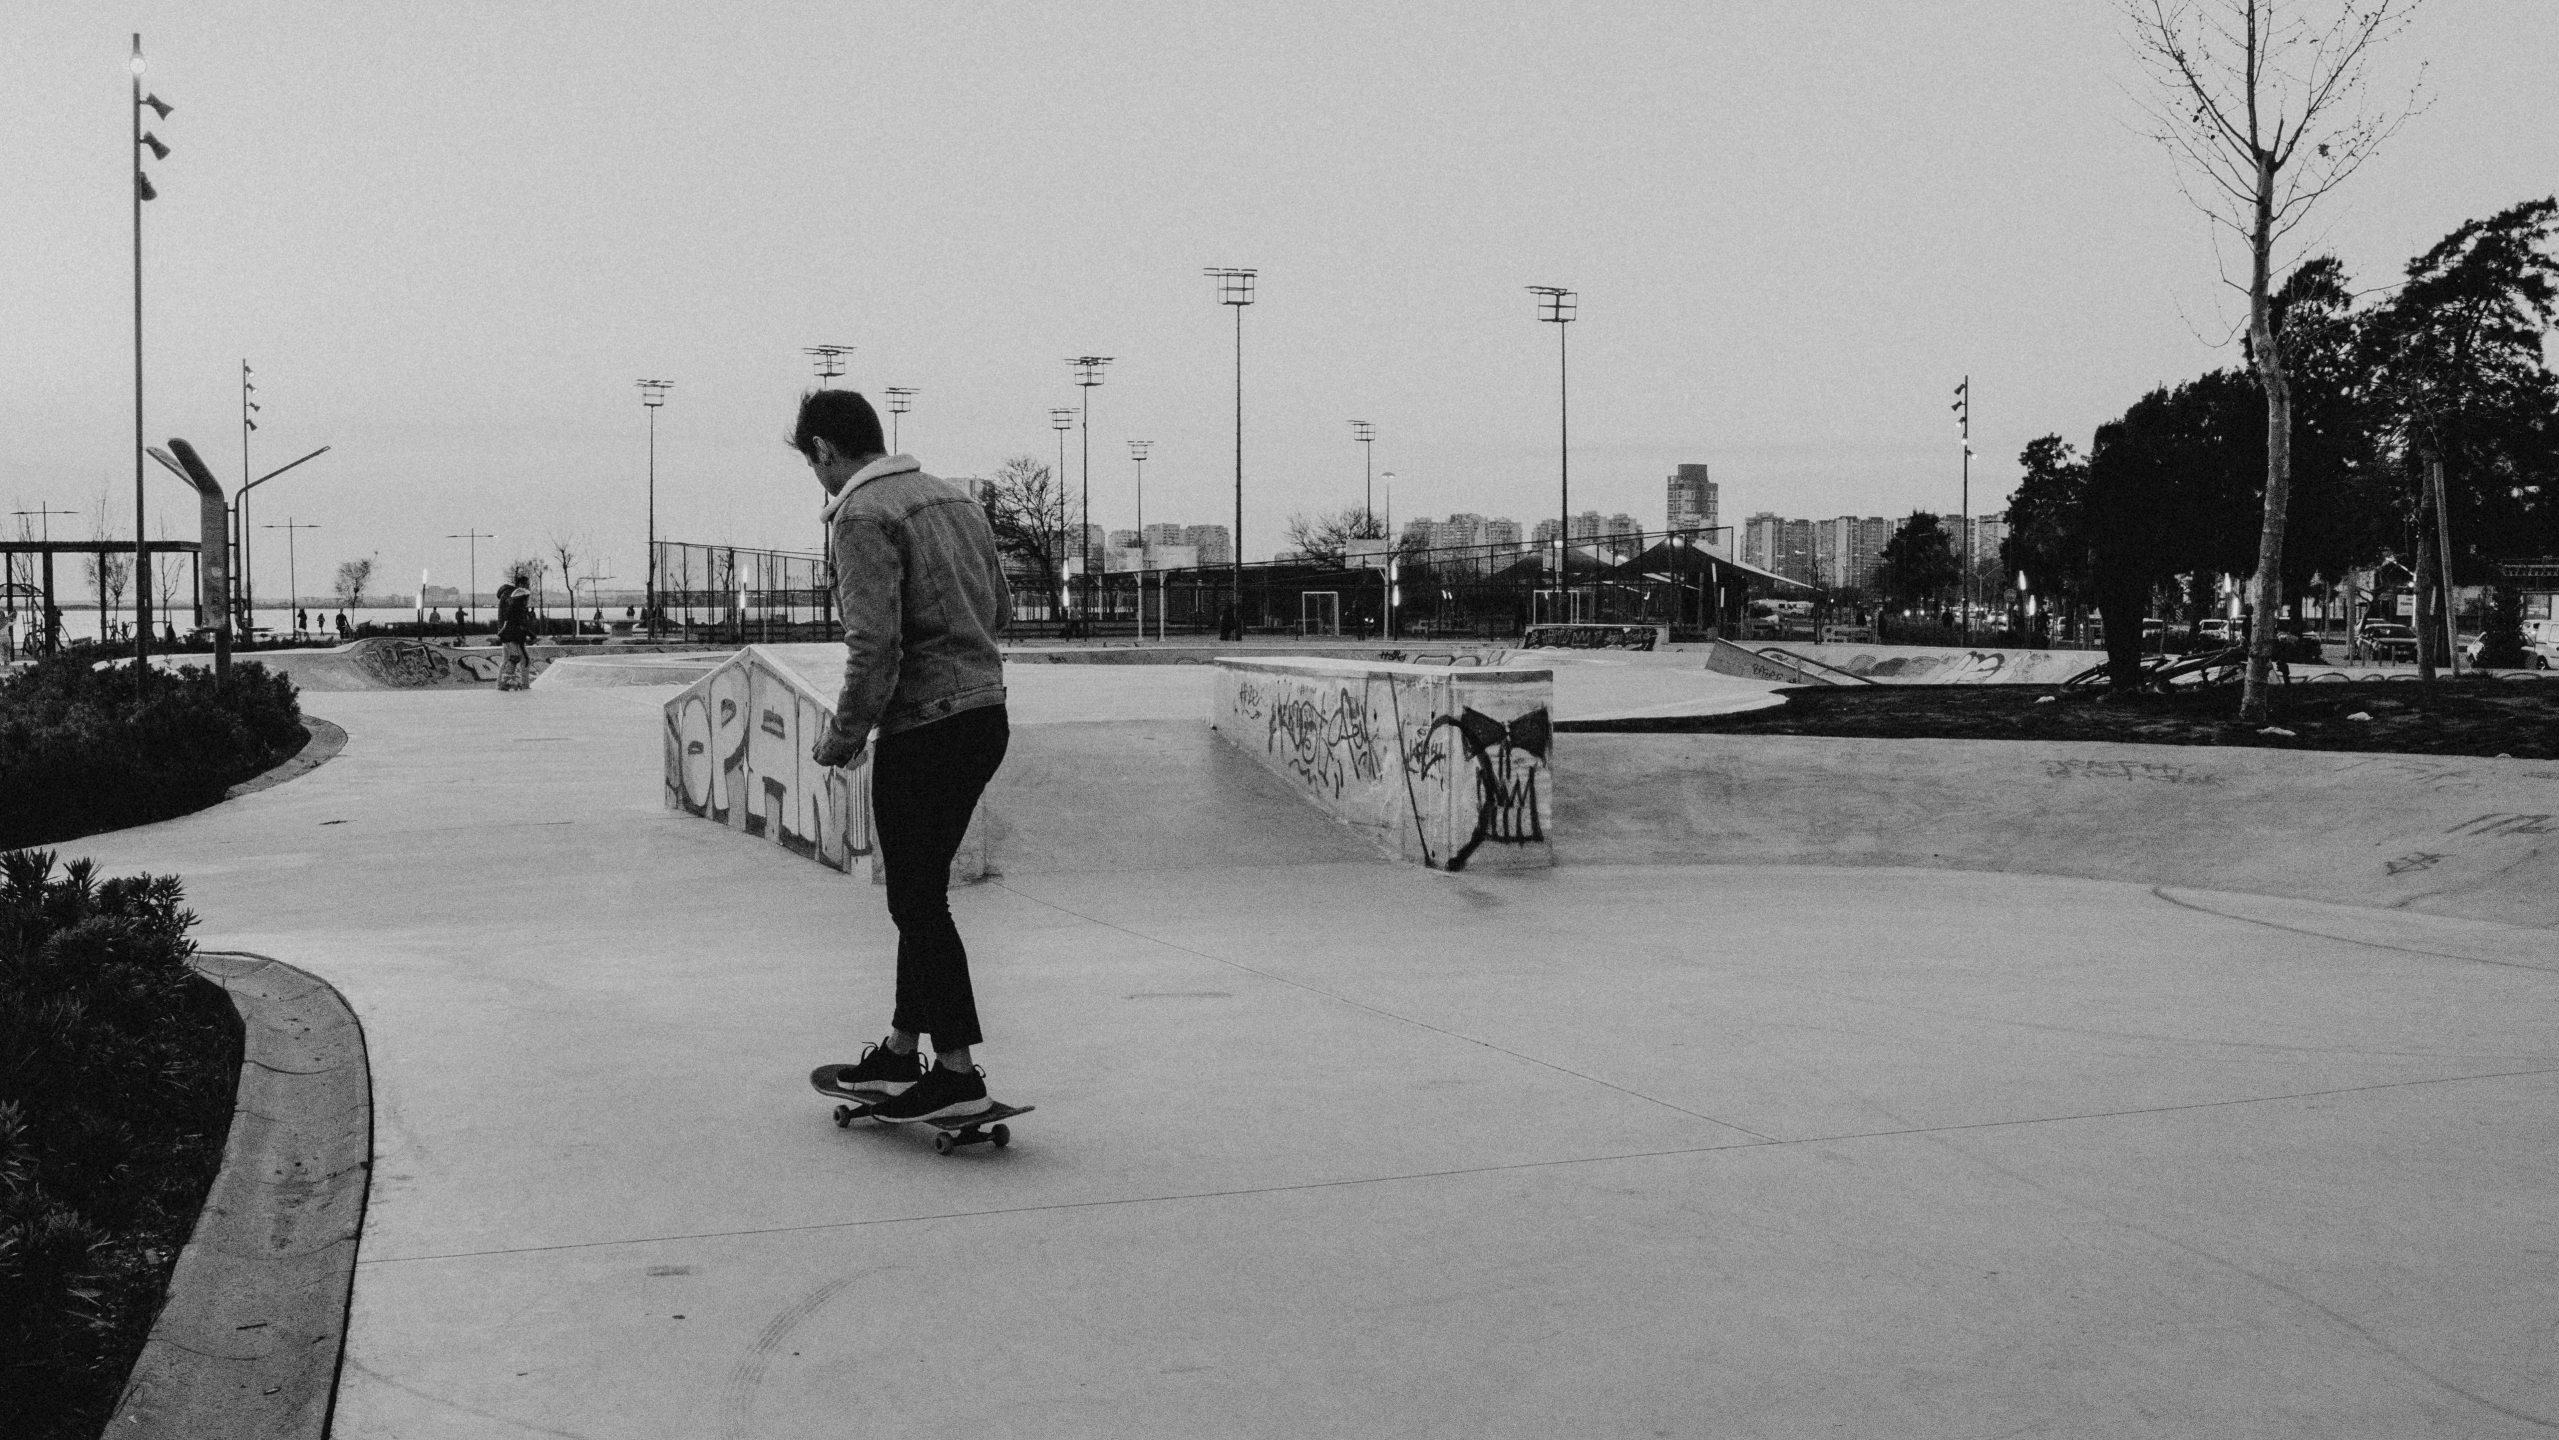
[812,1065,1033,1154]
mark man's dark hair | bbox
[787,390,886,461]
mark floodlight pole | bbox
[263,519,317,634]
[803,345,854,387]
[638,379,672,635]
[130,35,172,684]
[446,530,494,630]
[1206,268,1256,619]
[1954,376,1972,642]
[1529,288,1575,596]
[884,387,918,452]
[1068,357,1112,627]
[1128,439,1153,540]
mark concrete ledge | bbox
[1211,655,1554,871]
[1707,638,2102,685]
[1561,732,2559,929]
[227,716,348,800]
[110,951,372,1440]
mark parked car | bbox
[2197,618,2240,644]
[2464,634,2557,670]
[2358,621,2418,663]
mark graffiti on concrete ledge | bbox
[1267,684,1385,799]
[663,653,870,871]
[1520,624,1658,651]
[1435,705,1550,871]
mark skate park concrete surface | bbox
[65,662,2559,1437]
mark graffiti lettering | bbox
[1267,685,1385,798]
[2445,813,2556,838]
[1521,624,1658,651]
[2043,759,2221,786]
[2384,851,2447,875]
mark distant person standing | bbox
[494,569,535,690]
[791,389,1017,1124]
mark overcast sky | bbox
[6,1,2553,595]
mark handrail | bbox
[1749,645,1880,685]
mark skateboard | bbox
[810,1065,1033,1155]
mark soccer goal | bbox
[1300,590,1341,637]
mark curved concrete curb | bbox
[227,716,349,800]
[109,951,372,1440]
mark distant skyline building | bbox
[1182,523,1232,566]
[1667,464,1718,533]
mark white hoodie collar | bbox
[820,454,921,522]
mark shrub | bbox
[0,851,239,1439]
[0,656,303,850]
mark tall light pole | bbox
[1068,356,1112,626]
[1349,421,1376,531]
[1380,472,1396,538]
[239,361,257,633]
[263,519,317,634]
[446,529,493,629]
[228,444,329,640]
[1206,268,1256,619]
[804,345,854,387]
[1049,408,1076,626]
[884,387,918,452]
[638,379,672,635]
[1528,287,1576,601]
[131,36,174,679]
[1127,439,1153,540]
[1952,376,1972,642]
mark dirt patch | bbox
[1567,677,2559,759]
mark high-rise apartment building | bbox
[1183,524,1232,565]
[1604,513,1640,543]
[1812,516,1892,590]
[1483,518,1522,550]
[1142,522,1187,550]
[1666,464,1718,533]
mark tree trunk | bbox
[2413,488,2439,680]
[2239,150,2291,726]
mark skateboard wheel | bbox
[932,1132,957,1156]
[832,1105,853,1128]
[990,1124,1010,1149]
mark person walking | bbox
[792,390,1015,1124]
[494,569,535,690]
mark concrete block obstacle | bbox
[1211,655,1554,871]
[661,645,985,883]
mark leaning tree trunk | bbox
[2413,485,2440,680]
[2239,156,2291,726]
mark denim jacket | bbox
[821,455,1010,743]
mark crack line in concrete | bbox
[989,878,1784,1141]
[354,1064,2559,1269]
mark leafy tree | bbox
[2002,435,2094,610]
[1873,513,1960,612]
[332,557,372,610]
[976,456,1067,617]
[2123,0,2430,720]
[2366,198,2559,567]
[2476,581,2527,667]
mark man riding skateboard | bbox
[792,389,1014,1124]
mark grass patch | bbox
[0,656,305,851]
[0,851,239,1439]
[1574,676,2559,759]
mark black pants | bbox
[874,704,1009,1049]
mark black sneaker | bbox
[823,1041,924,1100]
[869,1063,993,1123]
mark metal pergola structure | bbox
[3,539,203,656]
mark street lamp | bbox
[1206,267,1256,619]
[1128,439,1152,542]
[1527,286,1575,596]
[263,519,318,636]
[638,378,672,635]
[1050,408,1076,627]
[1350,420,1375,530]
[229,443,329,641]
[884,387,918,452]
[446,530,493,631]
[1068,356,1112,627]
[131,35,176,681]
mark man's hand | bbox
[812,729,866,769]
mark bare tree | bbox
[1283,507,1389,567]
[548,531,582,618]
[2124,0,2428,720]
[510,555,551,621]
[976,455,1067,618]
[86,492,131,634]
